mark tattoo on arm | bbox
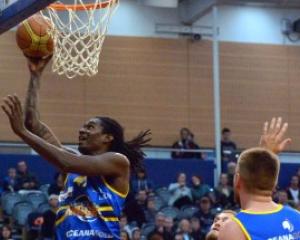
[24,74,41,126]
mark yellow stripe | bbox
[232,217,252,240]
[57,205,113,213]
[102,177,128,198]
[57,206,69,213]
[97,206,113,211]
[241,204,283,215]
[63,174,69,186]
[102,217,119,222]
[55,212,68,226]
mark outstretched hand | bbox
[1,95,27,136]
[259,117,291,154]
[27,55,52,76]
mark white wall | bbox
[196,5,300,45]
[108,0,180,38]
[107,0,300,45]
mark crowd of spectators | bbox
[171,127,238,162]
[0,147,299,240]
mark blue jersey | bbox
[234,205,300,240]
[55,173,127,240]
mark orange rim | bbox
[49,0,118,11]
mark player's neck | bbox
[240,191,278,212]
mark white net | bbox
[42,0,118,79]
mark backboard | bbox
[0,0,56,34]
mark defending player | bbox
[219,118,300,240]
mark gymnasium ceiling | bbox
[139,0,300,24]
[219,0,300,8]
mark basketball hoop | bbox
[42,0,118,79]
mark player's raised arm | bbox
[2,95,129,177]
[24,56,62,148]
[259,117,292,154]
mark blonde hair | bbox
[238,147,279,194]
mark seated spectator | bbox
[131,227,141,240]
[119,213,131,236]
[276,190,290,206]
[0,225,12,240]
[191,175,211,202]
[221,128,237,162]
[190,217,205,240]
[214,173,234,208]
[286,175,300,205]
[41,194,59,240]
[16,160,39,190]
[174,232,184,240]
[164,217,175,238]
[226,161,237,187]
[131,168,154,194]
[297,168,300,181]
[136,190,148,211]
[123,192,146,227]
[172,128,202,159]
[193,196,215,234]
[120,230,130,240]
[168,173,193,208]
[148,212,172,240]
[177,218,193,240]
[147,232,163,240]
[205,210,236,240]
[2,168,17,192]
[48,172,64,195]
[144,197,158,223]
[26,211,44,240]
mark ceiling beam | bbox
[179,0,217,25]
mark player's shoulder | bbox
[282,205,300,216]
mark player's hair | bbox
[238,147,279,195]
[218,210,236,216]
[96,117,151,173]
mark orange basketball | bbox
[16,13,54,58]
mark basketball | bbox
[16,13,54,58]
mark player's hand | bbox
[259,117,291,154]
[1,95,27,136]
[27,54,52,76]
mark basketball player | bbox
[219,118,300,240]
[205,210,236,240]
[1,57,151,240]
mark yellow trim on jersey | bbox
[55,212,118,226]
[102,217,119,222]
[241,204,283,215]
[102,177,128,198]
[97,206,113,211]
[55,212,68,226]
[63,174,69,186]
[57,206,69,213]
[232,217,252,240]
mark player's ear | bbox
[103,134,114,143]
[234,172,241,189]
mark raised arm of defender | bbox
[259,117,291,154]
[24,56,62,148]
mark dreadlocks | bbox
[96,117,151,173]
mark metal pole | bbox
[212,5,221,187]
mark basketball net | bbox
[42,0,118,79]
